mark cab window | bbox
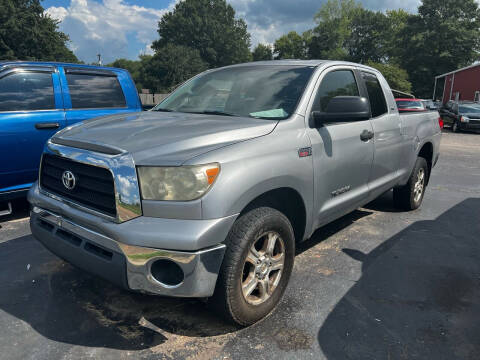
[0,71,55,112]
[66,73,126,109]
[312,70,359,112]
[362,72,388,118]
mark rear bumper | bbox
[30,207,226,297]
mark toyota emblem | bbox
[62,170,76,190]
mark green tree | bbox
[398,0,480,97]
[108,58,143,90]
[309,0,362,60]
[366,61,412,93]
[384,9,410,62]
[347,9,389,63]
[152,0,251,68]
[143,44,207,93]
[252,43,273,61]
[273,31,308,59]
[0,0,77,62]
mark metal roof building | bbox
[434,63,480,103]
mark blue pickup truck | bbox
[0,61,142,212]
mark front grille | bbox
[40,154,116,217]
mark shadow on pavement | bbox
[318,198,480,359]
[363,190,404,213]
[0,235,237,351]
[0,198,29,225]
[297,209,373,255]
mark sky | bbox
[43,0,422,64]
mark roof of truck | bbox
[217,59,380,73]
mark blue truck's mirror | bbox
[311,96,371,126]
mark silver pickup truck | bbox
[28,60,442,325]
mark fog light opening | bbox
[150,259,184,287]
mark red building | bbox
[434,63,480,104]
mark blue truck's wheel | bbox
[210,207,295,326]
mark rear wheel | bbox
[393,157,428,211]
[211,207,295,326]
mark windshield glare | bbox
[459,105,480,113]
[154,65,315,120]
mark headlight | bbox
[137,164,220,201]
[460,116,470,123]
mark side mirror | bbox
[310,96,370,127]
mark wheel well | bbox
[418,142,433,184]
[240,188,307,243]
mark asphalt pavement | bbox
[0,130,479,359]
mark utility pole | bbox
[97,54,102,66]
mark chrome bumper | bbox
[30,207,226,297]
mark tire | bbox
[452,121,459,133]
[393,157,428,211]
[210,207,295,326]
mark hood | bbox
[462,113,480,119]
[52,111,277,165]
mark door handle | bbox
[35,122,60,130]
[360,129,374,142]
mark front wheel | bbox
[393,157,428,210]
[210,207,295,326]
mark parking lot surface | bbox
[0,131,479,359]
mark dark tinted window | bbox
[0,71,54,112]
[66,74,125,109]
[313,70,359,112]
[362,72,388,117]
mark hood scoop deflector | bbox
[51,137,125,156]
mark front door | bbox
[305,67,375,229]
[0,67,65,193]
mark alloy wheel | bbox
[241,231,285,305]
[413,167,425,204]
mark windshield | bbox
[459,105,480,113]
[396,100,424,109]
[153,65,315,120]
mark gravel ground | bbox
[0,130,479,359]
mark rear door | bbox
[305,66,375,228]
[0,66,66,193]
[59,67,133,126]
[360,71,404,198]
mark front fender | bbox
[193,118,315,237]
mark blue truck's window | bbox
[313,70,359,112]
[361,72,388,118]
[66,74,126,109]
[0,72,54,112]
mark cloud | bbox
[45,0,423,62]
[45,6,68,22]
[45,0,175,63]
[229,0,422,46]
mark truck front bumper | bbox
[30,206,226,297]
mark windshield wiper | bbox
[186,110,237,117]
[153,107,174,112]
[249,115,285,120]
